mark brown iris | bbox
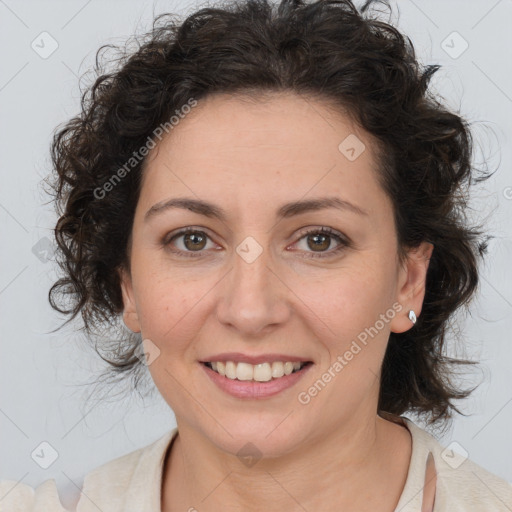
[183,231,207,251]
[307,233,330,252]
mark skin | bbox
[119,92,434,512]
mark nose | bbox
[215,240,291,337]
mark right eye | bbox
[163,227,218,258]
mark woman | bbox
[1,0,511,510]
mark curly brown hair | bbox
[46,0,494,427]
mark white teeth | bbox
[225,361,237,379]
[271,361,285,378]
[254,363,272,382]
[206,360,307,381]
[236,362,255,381]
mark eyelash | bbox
[163,226,350,260]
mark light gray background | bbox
[1,0,511,506]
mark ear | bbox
[118,266,142,333]
[389,241,434,334]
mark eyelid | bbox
[293,225,348,243]
[163,226,215,245]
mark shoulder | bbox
[0,478,70,511]
[76,428,177,512]
[74,441,148,511]
[403,417,512,511]
[0,428,177,512]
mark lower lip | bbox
[201,362,313,399]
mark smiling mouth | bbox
[202,361,313,382]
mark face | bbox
[119,92,432,457]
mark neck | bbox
[161,413,412,512]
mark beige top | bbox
[1,416,511,511]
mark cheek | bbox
[133,269,216,349]
[296,267,393,359]
[300,265,388,322]
[136,275,206,400]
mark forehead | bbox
[137,92,388,221]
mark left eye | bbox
[291,227,348,259]
[163,227,349,259]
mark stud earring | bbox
[408,310,417,325]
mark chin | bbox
[199,413,311,460]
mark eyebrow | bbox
[144,196,369,223]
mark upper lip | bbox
[200,352,312,365]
